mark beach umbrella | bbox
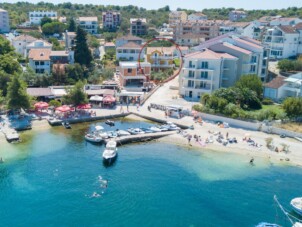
[77,104,92,110]
[90,95,103,102]
[56,105,71,112]
[103,95,116,104]
[34,102,49,109]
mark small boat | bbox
[148,126,161,132]
[94,125,109,139]
[105,120,115,126]
[107,131,118,138]
[140,128,153,133]
[116,130,131,137]
[62,121,71,129]
[127,128,145,135]
[291,197,302,216]
[165,122,180,131]
[102,141,117,164]
[159,125,169,131]
[85,133,103,143]
[255,222,280,227]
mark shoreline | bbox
[1,115,302,168]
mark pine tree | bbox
[74,27,93,67]
[7,76,30,110]
[68,18,76,32]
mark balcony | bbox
[151,56,173,60]
[194,85,211,90]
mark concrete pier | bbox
[48,113,130,126]
[105,131,176,146]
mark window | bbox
[250,65,256,72]
[189,61,194,68]
[188,71,195,78]
[201,61,208,69]
[200,71,208,79]
[188,80,194,88]
[128,68,132,73]
[251,56,257,63]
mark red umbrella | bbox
[34,101,49,109]
[76,104,91,110]
[56,105,71,112]
[103,95,116,104]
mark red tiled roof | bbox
[117,41,141,49]
[28,49,51,61]
[185,48,237,60]
[264,76,286,89]
[294,22,302,30]
[104,42,115,47]
[13,34,37,42]
[222,43,252,55]
[279,25,298,34]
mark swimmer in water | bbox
[101,180,108,188]
[91,192,100,198]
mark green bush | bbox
[262,98,274,105]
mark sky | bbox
[5,0,302,10]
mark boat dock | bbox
[105,131,176,147]
[48,113,130,126]
[0,124,20,143]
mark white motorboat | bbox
[159,125,169,131]
[102,141,117,164]
[85,133,103,143]
[94,125,109,139]
[116,130,131,137]
[291,197,302,216]
[165,122,180,131]
[149,126,162,132]
[127,128,145,135]
[107,131,118,138]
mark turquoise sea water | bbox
[0,120,302,226]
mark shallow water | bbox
[0,120,301,226]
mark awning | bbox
[90,95,103,102]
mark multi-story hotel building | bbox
[29,11,57,25]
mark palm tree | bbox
[201,93,210,105]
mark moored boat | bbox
[140,127,153,133]
[148,126,161,132]
[127,128,145,135]
[116,130,131,137]
[107,131,118,138]
[85,133,103,143]
[94,126,109,139]
[62,121,71,129]
[102,141,117,164]
[291,197,302,216]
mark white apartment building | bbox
[188,13,208,21]
[169,11,187,25]
[77,17,98,34]
[25,40,52,57]
[28,49,74,74]
[270,17,302,26]
[28,49,52,74]
[0,8,10,33]
[194,34,269,82]
[179,49,238,100]
[12,34,37,56]
[102,11,121,30]
[29,11,57,25]
[263,25,302,59]
[264,73,302,101]
[116,42,144,61]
